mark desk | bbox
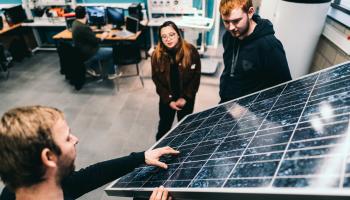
[21,17,67,51]
[0,23,22,78]
[22,18,66,27]
[52,29,142,41]
[0,23,22,34]
[147,16,213,54]
[148,16,213,30]
[22,17,148,51]
[52,28,144,86]
[0,23,37,57]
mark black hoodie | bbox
[219,14,292,103]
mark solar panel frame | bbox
[105,61,350,199]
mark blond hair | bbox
[0,105,64,190]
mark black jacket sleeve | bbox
[62,152,145,199]
[0,152,145,200]
[263,36,292,84]
[182,46,201,101]
[0,187,14,200]
[151,54,173,104]
[72,21,100,58]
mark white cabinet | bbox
[260,0,332,79]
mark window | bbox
[332,0,350,14]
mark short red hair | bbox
[219,0,253,16]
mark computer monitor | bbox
[106,7,124,30]
[65,16,75,31]
[3,5,27,25]
[126,16,139,34]
[86,6,106,29]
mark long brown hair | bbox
[152,21,193,69]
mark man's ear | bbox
[248,7,255,19]
[41,148,58,168]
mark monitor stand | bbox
[112,25,123,30]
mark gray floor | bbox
[0,50,222,200]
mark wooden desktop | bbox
[52,25,142,41]
[0,23,22,35]
[0,23,37,54]
[52,24,145,87]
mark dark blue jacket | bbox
[220,14,292,103]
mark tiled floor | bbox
[0,50,222,200]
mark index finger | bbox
[173,106,181,111]
[162,146,179,152]
[161,148,180,156]
[161,188,169,200]
[149,187,158,200]
[155,186,164,200]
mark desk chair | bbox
[113,40,143,87]
[0,43,11,79]
[0,61,10,79]
[57,40,86,90]
[57,40,117,90]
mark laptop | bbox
[114,16,139,37]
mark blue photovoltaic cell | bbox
[107,62,350,197]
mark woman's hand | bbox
[169,101,181,111]
[175,98,186,108]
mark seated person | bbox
[0,105,177,200]
[72,6,121,80]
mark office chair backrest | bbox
[57,40,86,90]
[113,41,141,65]
[0,16,3,30]
[0,43,12,73]
[126,16,139,34]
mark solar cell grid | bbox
[106,62,350,199]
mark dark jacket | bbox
[152,43,201,104]
[72,20,99,59]
[0,152,145,200]
[220,14,292,103]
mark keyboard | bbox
[114,30,134,37]
[93,30,105,34]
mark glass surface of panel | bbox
[107,62,350,199]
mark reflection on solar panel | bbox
[106,62,350,199]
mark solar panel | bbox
[106,61,350,199]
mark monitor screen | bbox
[4,5,27,24]
[65,16,75,31]
[106,7,124,27]
[86,6,106,27]
[126,16,139,34]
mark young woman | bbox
[152,21,201,141]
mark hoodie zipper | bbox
[230,41,240,77]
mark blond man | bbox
[0,106,174,200]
